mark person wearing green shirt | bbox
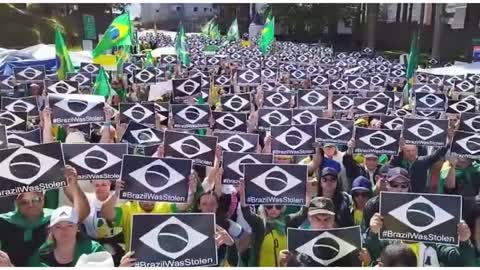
[438,156,480,197]
[0,166,90,266]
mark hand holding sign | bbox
[458,221,471,242]
[64,165,78,187]
[119,251,136,267]
[278,250,292,267]
[370,213,384,234]
[215,225,234,247]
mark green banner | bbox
[83,14,97,40]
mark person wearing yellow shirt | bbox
[100,176,198,251]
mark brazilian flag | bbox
[55,26,73,80]
[93,14,132,59]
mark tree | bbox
[366,3,378,48]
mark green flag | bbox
[226,19,239,42]
[210,23,221,40]
[115,45,130,78]
[144,50,154,67]
[94,66,112,97]
[405,31,418,101]
[259,16,275,54]
[93,14,132,59]
[55,26,73,80]
[175,23,190,66]
[201,18,214,38]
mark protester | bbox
[378,243,417,267]
[350,176,373,232]
[438,156,480,197]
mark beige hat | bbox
[65,131,87,144]
[75,251,114,267]
[49,206,79,227]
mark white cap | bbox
[65,131,87,144]
[49,206,79,227]
[75,252,115,267]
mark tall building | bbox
[140,3,218,32]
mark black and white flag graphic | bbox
[1,96,39,117]
[370,74,387,89]
[415,93,446,112]
[310,75,329,89]
[221,94,250,112]
[354,97,390,115]
[62,143,127,180]
[214,132,258,153]
[164,131,217,166]
[122,63,142,75]
[120,102,156,126]
[403,118,448,147]
[0,111,27,131]
[67,72,93,88]
[411,84,439,95]
[354,127,401,155]
[348,76,370,91]
[272,125,315,155]
[450,130,480,159]
[275,83,291,92]
[454,80,475,93]
[297,90,328,109]
[365,91,398,109]
[0,142,65,197]
[0,75,15,90]
[415,73,429,84]
[447,99,477,114]
[292,109,322,125]
[330,79,347,91]
[45,80,79,95]
[380,192,462,245]
[258,108,292,131]
[290,69,307,81]
[415,110,442,119]
[49,94,105,124]
[380,115,404,130]
[428,75,443,85]
[261,68,278,82]
[389,68,406,78]
[244,164,307,206]
[13,66,45,81]
[160,54,178,65]
[172,104,211,129]
[443,75,464,88]
[172,77,202,101]
[332,95,355,111]
[120,155,192,203]
[7,128,41,148]
[121,122,164,146]
[131,213,217,267]
[222,152,272,185]
[245,60,261,70]
[237,69,261,86]
[134,68,157,84]
[213,75,231,87]
[288,226,362,266]
[206,55,222,66]
[212,111,247,132]
[459,112,480,133]
[263,90,292,109]
[80,63,100,74]
[466,73,480,85]
[316,118,354,145]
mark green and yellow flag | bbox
[405,31,418,102]
[94,66,112,97]
[226,19,239,42]
[55,26,73,80]
[201,18,215,38]
[259,16,275,54]
[175,23,190,66]
[93,14,132,59]
[210,23,221,40]
[115,45,130,78]
[144,50,154,67]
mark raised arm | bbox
[63,165,90,222]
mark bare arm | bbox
[64,166,90,222]
[42,106,54,143]
[307,146,322,175]
[101,180,122,221]
[445,158,457,190]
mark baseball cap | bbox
[378,164,391,175]
[351,176,373,193]
[308,197,335,216]
[323,143,336,148]
[75,252,114,267]
[321,167,338,178]
[387,167,410,183]
[364,154,378,159]
[50,206,79,227]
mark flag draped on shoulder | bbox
[226,18,239,42]
[404,31,418,101]
[55,26,73,80]
[94,66,112,97]
[93,14,132,59]
[259,16,275,54]
[175,23,190,66]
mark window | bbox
[193,7,198,12]
[176,6,181,12]
[204,8,208,12]
[210,8,212,12]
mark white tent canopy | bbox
[0,44,92,66]
[417,61,480,76]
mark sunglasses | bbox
[265,205,283,210]
[388,182,409,189]
[18,196,43,206]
